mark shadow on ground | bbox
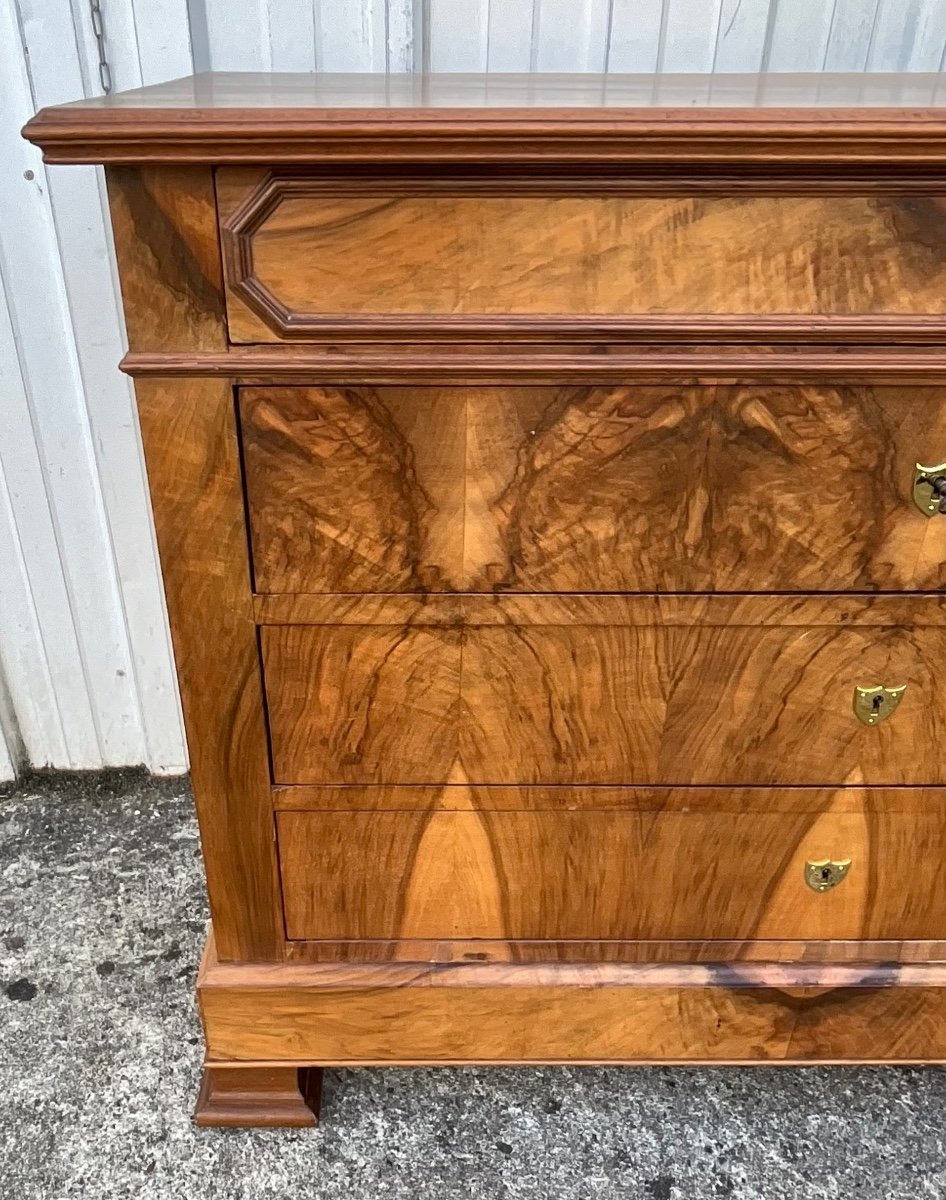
[2,773,944,1199]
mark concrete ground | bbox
[2,773,946,1200]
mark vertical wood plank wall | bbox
[1,0,945,780]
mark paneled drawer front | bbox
[276,793,946,941]
[218,173,946,339]
[260,597,946,786]
[240,384,946,594]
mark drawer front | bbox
[260,600,946,786]
[240,384,946,594]
[276,795,946,941]
[218,172,946,340]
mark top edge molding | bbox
[22,71,946,166]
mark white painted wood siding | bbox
[1,0,944,780]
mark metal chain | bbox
[88,0,112,95]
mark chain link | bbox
[89,0,112,95]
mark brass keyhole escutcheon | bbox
[853,683,907,726]
[913,461,946,516]
[805,859,852,892]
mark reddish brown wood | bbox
[197,933,946,1065]
[280,937,946,965]
[194,1065,322,1127]
[259,604,946,786]
[21,72,946,166]
[218,172,946,341]
[106,167,283,962]
[275,800,946,942]
[120,345,946,383]
[239,383,946,594]
[30,73,946,1123]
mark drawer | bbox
[218,172,946,340]
[260,595,946,786]
[240,384,946,594]
[276,792,946,941]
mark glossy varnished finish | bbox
[276,793,946,942]
[260,602,946,785]
[220,174,946,338]
[198,937,946,1065]
[194,1066,322,1127]
[107,168,282,963]
[31,74,946,1119]
[281,937,946,966]
[121,344,946,381]
[22,72,946,166]
[252,593,946,627]
[241,384,946,593]
[106,167,227,352]
[135,379,282,960]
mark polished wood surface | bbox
[221,177,946,338]
[276,796,946,942]
[194,1065,322,1127]
[28,71,946,111]
[271,781,946,811]
[241,384,946,593]
[261,607,946,785]
[106,167,227,352]
[107,167,283,962]
[198,933,946,1065]
[253,593,946,628]
[121,344,946,383]
[283,937,946,965]
[23,72,946,166]
[40,77,946,1111]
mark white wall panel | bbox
[822,0,882,71]
[764,0,837,70]
[3,0,946,779]
[868,0,946,71]
[712,0,771,73]
[533,0,611,72]
[485,0,534,72]
[0,0,188,774]
[317,0,390,70]
[266,0,316,71]
[427,0,489,71]
[197,0,414,72]
[606,0,663,73]
[659,0,724,73]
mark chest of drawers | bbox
[25,70,946,1128]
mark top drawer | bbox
[217,171,946,341]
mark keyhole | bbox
[821,866,831,882]
[868,694,884,724]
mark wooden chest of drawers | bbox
[25,70,946,1128]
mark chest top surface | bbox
[21,70,946,166]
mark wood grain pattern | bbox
[198,935,946,1065]
[24,72,946,167]
[276,795,946,942]
[124,344,946,383]
[194,1066,322,1128]
[240,384,946,593]
[271,782,946,812]
[106,163,284,963]
[260,604,946,785]
[106,166,226,352]
[254,593,946,628]
[282,938,946,965]
[219,172,946,339]
[134,378,282,961]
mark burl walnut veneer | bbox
[24,71,946,1127]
